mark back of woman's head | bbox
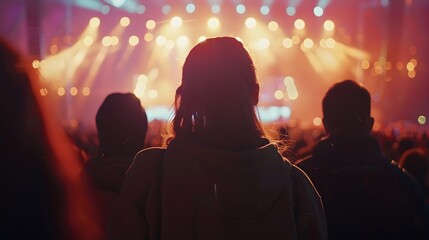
[172,37,263,144]
[96,93,148,157]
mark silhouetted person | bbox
[0,38,102,239]
[84,93,148,232]
[399,147,429,202]
[108,37,327,240]
[296,80,426,239]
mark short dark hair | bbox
[322,80,371,131]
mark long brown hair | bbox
[167,37,266,149]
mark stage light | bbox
[324,20,335,31]
[314,6,324,17]
[284,76,294,87]
[70,87,78,96]
[211,4,221,14]
[111,36,119,46]
[236,4,245,14]
[198,36,207,42]
[326,38,336,48]
[146,19,156,30]
[102,36,112,46]
[83,36,94,46]
[136,5,146,14]
[134,75,147,98]
[170,16,183,28]
[129,35,139,46]
[268,21,279,31]
[286,6,296,16]
[406,61,415,71]
[177,36,190,47]
[89,17,100,27]
[303,38,314,49]
[258,38,270,49]
[361,60,370,69]
[260,5,270,15]
[101,5,110,14]
[282,38,293,48]
[120,17,130,27]
[156,35,167,46]
[408,70,416,78]
[162,4,171,14]
[274,90,284,100]
[245,18,257,28]
[57,87,65,96]
[32,60,40,69]
[110,0,126,8]
[319,39,327,48]
[418,115,426,125]
[186,3,196,13]
[208,17,220,29]
[410,58,418,66]
[313,117,322,126]
[144,33,153,42]
[82,87,91,96]
[294,19,305,30]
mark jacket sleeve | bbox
[291,164,328,240]
[107,148,164,240]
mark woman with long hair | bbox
[108,37,327,240]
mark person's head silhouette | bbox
[96,93,148,157]
[322,80,374,135]
[171,36,264,149]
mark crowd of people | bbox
[1,35,428,240]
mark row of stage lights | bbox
[98,2,331,18]
[84,16,336,51]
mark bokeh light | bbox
[129,35,139,46]
[170,16,182,28]
[286,6,296,16]
[294,19,305,30]
[268,21,279,31]
[236,4,245,14]
[314,6,324,17]
[89,17,100,27]
[146,20,156,30]
[120,17,130,27]
[245,17,257,28]
[260,5,270,15]
[208,17,220,29]
[186,3,196,13]
[324,20,335,31]
[418,115,426,125]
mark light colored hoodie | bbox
[108,137,327,240]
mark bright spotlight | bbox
[102,36,112,46]
[89,17,100,27]
[282,38,293,48]
[286,6,296,16]
[156,35,167,46]
[120,17,130,27]
[177,36,190,47]
[258,38,270,49]
[186,3,196,13]
[146,19,156,29]
[83,36,94,46]
[260,5,270,15]
[236,4,246,14]
[162,4,171,14]
[211,4,221,14]
[324,20,335,31]
[170,16,182,28]
[313,6,324,17]
[303,38,314,48]
[208,17,220,29]
[129,36,139,46]
[144,33,154,42]
[326,38,336,48]
[245,17,257,28]
[294,19,305,30]
[268,21,279,31]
